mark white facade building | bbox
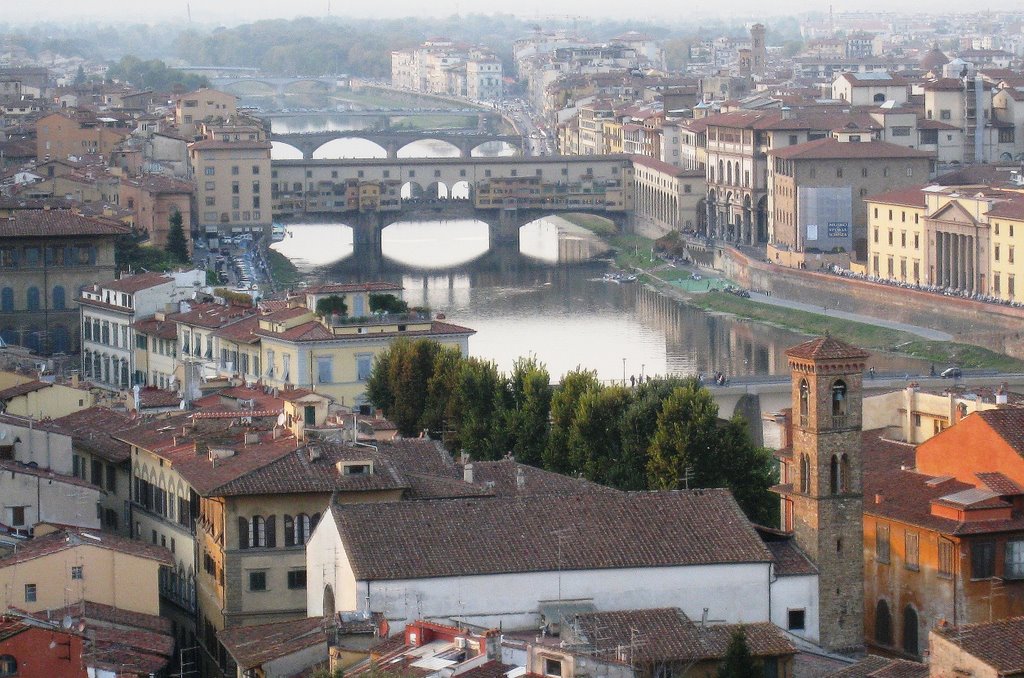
[307,490,812,635]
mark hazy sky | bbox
[0,0,1019,24]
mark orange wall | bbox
[916,413,1024,486]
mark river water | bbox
[266,112,925,382]
[271,218,924,383]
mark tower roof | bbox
[785,336,869,361]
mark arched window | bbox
[250,515,266,548]
[727,162,733,186]
[799,379,810,425]
[875,599,892,646]
[52,285,66,310]
[874,92,886,103]
[830,455,841,495]
[323,584,336,617]
[0,288,12,312]
[903,605,919,656]
[718,160,724,184]
[799,454,810,493]
[832,380,848,417]
[26,287,39,311]
[841,453,852,493]
[52,325,69,354]
[296,513,311,544]
[0,654,17,677]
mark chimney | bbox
[464,462,474,484]
[244,431,259,445]
[875,493,884,504]
[997,383,1009,405]
[516,467,526,490]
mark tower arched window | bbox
[26,286,39,311]
[799,454,810,493]
[799,379,810,426]
[832,379,848,426]
[902,605,920,656]
[841,453,851,493]
[52,285,65,310]
[830,455,841,495]
[249,515,266,548]
[875,600,892,646]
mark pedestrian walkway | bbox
[746,291,953,341]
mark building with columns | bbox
[631,155,706,235]
[866,181,1024,301]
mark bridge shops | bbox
[269,155,635,221]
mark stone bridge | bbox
[270,130,523,159]
[209,76,341,97]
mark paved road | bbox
[741,290,954,341]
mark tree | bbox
[364,339,440,436]
[369,293,409,314]
[454,357,507,460]
[504,356,553,466]
[567,385,631,484]
[315,295,348,318]
[616,376,694,490]
[717,628,761,678]
[713,417,779,526]
[420,345,464,442]
[165,210,189,264]
[73,65,86,86]
[646,383,721,491]
[544,368,600,473]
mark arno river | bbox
[268,113,925,383]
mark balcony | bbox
[324,310,432,327]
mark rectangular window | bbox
[972,541,996,579]
[938,541,954,577]
[876,524,890,563]
[249,571,267,591]
[204,167,215,176]
[24,584,36,602]
[544,659,562,677]
[287,569,307,589]
[905,531,920,571]
[317,356,333,383]
[1006,540,1024,579]
[787,609,806,631]
[9,506,25,526]
[71,565,83,580]
[356,354,373,381]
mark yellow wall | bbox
[2,382,95,419]
[988,216,1024,302]
[0,542,163,615]
[866,201,926,283]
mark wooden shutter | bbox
[266,515,277,548]
[284,515,295,547]
[238,517,249,549]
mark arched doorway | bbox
[875,599,892,646]
[323,584,335,618]
[902,605,919,656]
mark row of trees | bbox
[105,55,209,91]
[366,339,778,525]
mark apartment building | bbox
[119,174,194,249]
[866,182,1024,300]
[79,271,204,391]
[631,155,706,235]
[189,131,272,242]
[176,88,238,138]
[0,209,128,354]
[767,131,933,263]
[168,301,257,392]
[34,110,131,162]
[133,312,180,390]
[466,50,503,100]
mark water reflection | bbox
[382,220,490,269]
[313,138,388,159]
[268,114,367,134]
[270,224,353,270]
[519,219,560,263]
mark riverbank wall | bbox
[708,244,1024,359]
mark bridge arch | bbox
[451,180,472,200]
[470,140,519,157]
[401,181,426,200]
[218,80,278,97]
[396,138,461,158]
[313,137,387,159]
[281,80,332,96]
[270,141,304,160]
[426,181,450,199]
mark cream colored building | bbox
[0,374,94,419]
[631,155,706,236]
[0,458,102,533]
[865,185,928,284]
[176,88,238,138]
[133,311,181,390]
[256,284,475,408]
[0,527,172,615]
[189,132,272,241]
[862,384,1013,444]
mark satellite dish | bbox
[61,615,73,629]
[179,399,186,410]
[277,412,287,427]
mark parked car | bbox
[940,367,962,378]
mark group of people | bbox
[697,371,729,386]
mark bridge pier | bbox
[350,212,384,275]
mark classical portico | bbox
[927,200,989,294]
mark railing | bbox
[325,310,431,327]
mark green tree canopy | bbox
[369,293,409,314]
[315,295,348,318]
[454,357,507,460]
[504,356,553,467]
[544,368,600,474]
[717,628,761,678]
[165,210,189,264]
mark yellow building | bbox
[175,88,238,138]
[257,284,475,407]
[984,199,1024,302]
[0,373,94,419]
[189,128,272,242]
[865,185,928,284]
[0,527,172,615]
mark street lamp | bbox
[622,357,626,387]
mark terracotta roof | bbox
[631,155,704,177]
[464,460,619,498]
[306,282,404,295]
[168,301,256,329]
[785,336,870,361]
[0,528,173,568]
[133,315,178,340]
[0,458,99,491]
[138,387,182,409]
[98,271,173,294]
[932,617,1024,674]
[975,471,1024,496]
[212,313,261,344]
[571,609,794,663]
[985,196,1024,221]
[48,407,133,464]
[976,408,1024,457]
[916,118,960,130]
[830,656,927,678]
[0,209,130,237]
[865,185,927,208]
[331,489,772,581]
[189,139,272,150]
[257,319,475,343]
[769,137,933,161]
[219,616,327,670]
[0,379,50,400]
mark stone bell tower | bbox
[784,336,867,653]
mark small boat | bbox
[271,224,287,242]
[603,272,638,284]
